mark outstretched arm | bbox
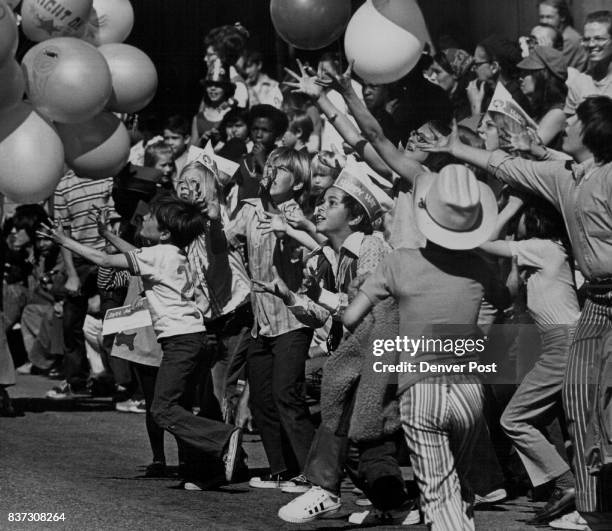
[37,222,129,270]
[284,61,393,179]
[319,64,423,185]
[89,206,136,253]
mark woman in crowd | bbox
[517,46,568,146]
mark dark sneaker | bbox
[182,475,227,491]
[144,461,168,478]
[223,428,242,483]
[527,487,575,525]
[45,381,90,400]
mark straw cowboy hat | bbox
[414,164,497,250]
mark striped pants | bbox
[562,295,612,522]
[400,375,484,531]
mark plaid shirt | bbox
[225,198,306,337]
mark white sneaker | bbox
[549,511,590,530]
[281,474,312,494]
[474,487,507,506]
[17,362,32,375]
[115,399,144,413]
[278,486,341,523]
[348,500,421,526]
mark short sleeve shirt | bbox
[125,244,205,339]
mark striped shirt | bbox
[225,198,306,338]
[53,171,115,250]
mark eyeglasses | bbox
[471,60,491,71]
[581,37,611,46]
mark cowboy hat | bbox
[414,164,497,250]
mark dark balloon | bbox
[270,0,351,50]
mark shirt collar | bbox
[341,232,365,258]
[305,232,365,262]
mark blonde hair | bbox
[267,147,311,205]
[311,151,341,180]
[144,141,174,168]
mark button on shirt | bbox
[487,150,612,280]
[225,198,306,338]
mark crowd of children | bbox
[3,4,612,530]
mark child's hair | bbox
[521,197,568,244]
[13,204,50,242]
[164,115,190,137]
[179,160,225,207]
[288,111,314,142]
[311,151,341,181]
[144,141,174,168]
[267,147,311,203]
[220,107,250,140]
[148,192,209,248]
[341,194,373,235]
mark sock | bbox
[555,470,575,490]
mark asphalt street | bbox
[0,374,546,530]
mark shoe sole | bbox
[355,498,373,507]
[281,485,311,494]
[224,428,242,483]
[249,480,293,489]
[278,505,341,523]
[474,489,508,506]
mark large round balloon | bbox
[98,44,158,113]
[0,59,24,110]
[56,111,130,179]
[0,103,64,202]
[0,0,18,65]
[82,0,133,46]
[345,0,425,84]
[20,0,92,42]
[270,0,351,50]
[22,37,112,123]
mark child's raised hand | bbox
[316,61,354,95]
[36,218,68,244]
[88,205,110,237]
[256,211,288,237]
[414,119,461,154]
[285,210,310,232]
[283,59,323,99]
[251,266,293,304]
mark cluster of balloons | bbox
[0,0,157,203]
[270,0,428,84]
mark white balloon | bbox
[82,0,134,45]
[0,103,64,202]
[344,0,423,84]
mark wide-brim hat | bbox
[414,165,497,250]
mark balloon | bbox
[56,111,130,179]
[0,59,24,110]
[82,0,133,46]
[98,44,158,113]
[270,0,351,50]
[22,37,112,123]
[344,0,424,84]
[20,0,92,42]
[0,0,18,65]
[0,102,64,202]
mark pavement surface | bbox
[0,374,548,530]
